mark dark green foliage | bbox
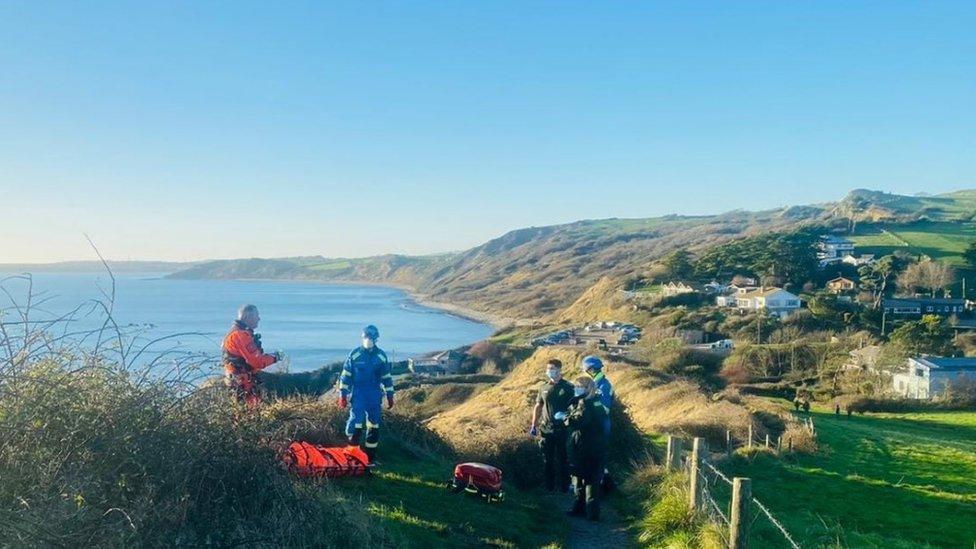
[693,228,821,288]
[964,240,976,268]
[888,315,958,356]
[662,249,694,279]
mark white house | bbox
[735,287,801,318]
[842,253,875,266]
[892,357,976,399]
[818,235,855,260]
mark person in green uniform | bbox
[565,375,609,521]
[529,358,574,492]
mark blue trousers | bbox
[345,393,382,447]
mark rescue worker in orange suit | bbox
[221,304,281,406]
[337,325,394,464]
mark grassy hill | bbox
[716,404,976,548]
[848,220,976,265]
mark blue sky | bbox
[1,2,973,262]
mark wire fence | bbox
[669,434,804,548]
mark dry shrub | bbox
[394,383,492,420]
[0,361,380,548]
[781,422,817,454]
[612,368,762,448]
[719,360,751,384]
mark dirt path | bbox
[545,492,632,549]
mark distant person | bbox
[337,325,394,464]
[529,359,574,493]
[582,355,614,490]
[221,304,281,407]
[835,403,841,416]
[565,376,609,521]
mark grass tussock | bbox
[624,464,724,549]
[0,360,383,548]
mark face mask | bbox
[574,387,586,397]
[546,369,559,381]
[362,338,375,349]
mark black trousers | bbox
[570,456,604,520]
[540,430,569,492]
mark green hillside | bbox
[718,406,976,548]
[848,220,976,264]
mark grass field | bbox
[848,221,976,264]
[712,405,976,548]
[335,435,568,548]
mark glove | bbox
[553,412,567,421]
[529,425,538,437]
[272,351,282,363]
[338,396,348,409]
[387,394,395,410]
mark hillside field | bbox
[714,405,976,548]
[848,221,976,265]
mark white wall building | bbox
[735,287,801,318]
[892,357,976,399]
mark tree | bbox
[964,240,976,268]
[663,249,694,280]
[888,315,958,356]
[897,259,955,297]
[858,254,907,308]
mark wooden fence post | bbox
[729,477,752,549]
[726,430,732,456]
[689,437,704,512]
[666,435,683,471]
[764,433,770,449]
[747,424,753,449]
[788,436,793,453]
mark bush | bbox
[0,360,381,547]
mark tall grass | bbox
[622,464,724,549]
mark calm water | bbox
[0,272,493,372]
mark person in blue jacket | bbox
[337,325,394,463]
[582,355,614,489]
[582,355,613,436]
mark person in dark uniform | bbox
[565,375,609,521]
[529,359,574,492]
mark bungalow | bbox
[410,349,464,374]
[882,297,966,317]
[826,276,856,294]
[662,281,697,297]
[892,356,976,399]
[735,287,802,318]
[842,253,875,266]
[715,283,760,307]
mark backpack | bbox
[447,462,505,502]
[282,442,370,478]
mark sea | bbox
[0,272,493,373]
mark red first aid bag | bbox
[448,462,504,502]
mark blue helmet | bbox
[582,355,603,372]
[362,325,380,341]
